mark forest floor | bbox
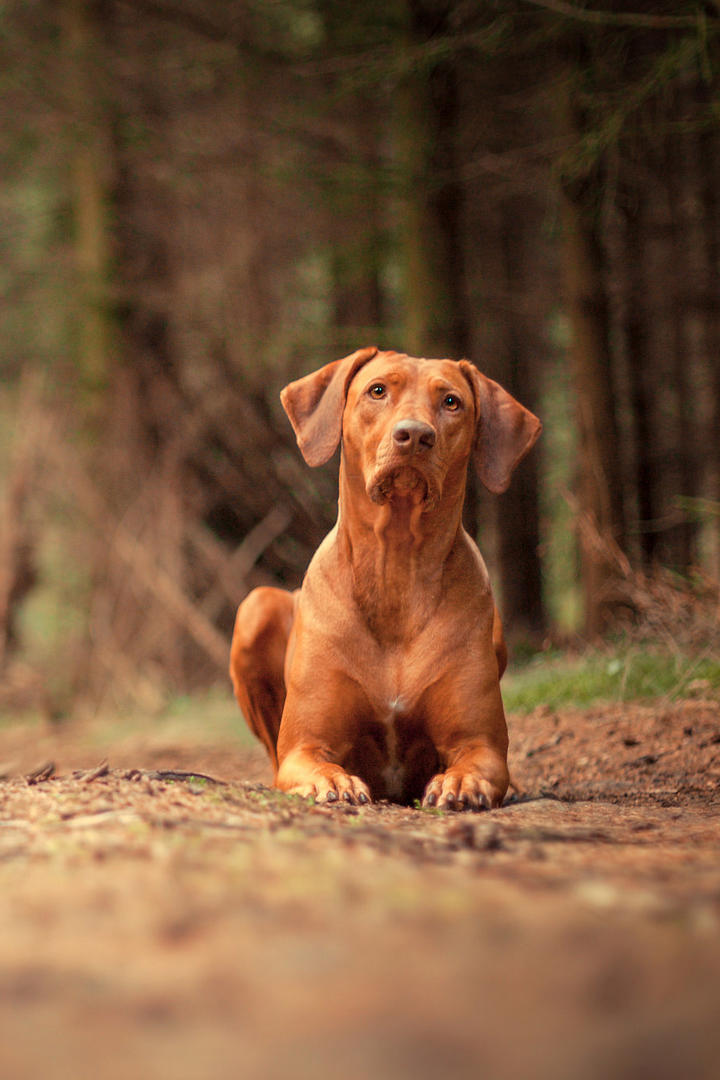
[1,692,720,1080]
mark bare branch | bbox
[522,0,718,30]
[114,0,297,66]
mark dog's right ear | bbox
[280,347,378,466]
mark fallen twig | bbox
[82,760,110,783]
[145,769,227,786]
[25,761,55,785]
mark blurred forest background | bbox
[0,0,719,718]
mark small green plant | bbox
[413,799,444,816]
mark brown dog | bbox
[230,347,541,810]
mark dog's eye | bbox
[368,384,386,399]
[442,394,461,411]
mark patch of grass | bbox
[93,687,258,748]
[0,708,44,731]
[502,645,720,714]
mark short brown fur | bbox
[230,347,541,810]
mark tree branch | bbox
[114,0,292,66]
[522,0,718,30]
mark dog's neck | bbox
[335,456,468,641]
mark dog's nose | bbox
[392,419,436,452]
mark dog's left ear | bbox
[281,346,378,466]
[459,361,542,494]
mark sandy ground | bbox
[1,694,719,1080]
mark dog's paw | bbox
[321,770,372,806]
[421,769,502,812]
[287,767,372,807]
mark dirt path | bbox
[1,696,719,1080]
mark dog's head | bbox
[280,347,541,505]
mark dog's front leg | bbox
[421,742,509,810]
[276,744,372,805]
[275,671,373,806]
[421,675,510,811]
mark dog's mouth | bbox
[368,466,436,508]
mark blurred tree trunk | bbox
[664,124,700,571]
[558,66,627,636]
[619,173,657,570]
[61,0,115,411]
[396,0,470,359]
[321,2,385,352]
[395,0,478,533]
[494,199,546,641]
[329,128,384,348]
[698,96,720,581]
[0,380,41,672]
[80,14,189,697]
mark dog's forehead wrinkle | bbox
[352,353,462,394]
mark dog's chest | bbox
[379,698,406,797]
[349,695,437,803]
